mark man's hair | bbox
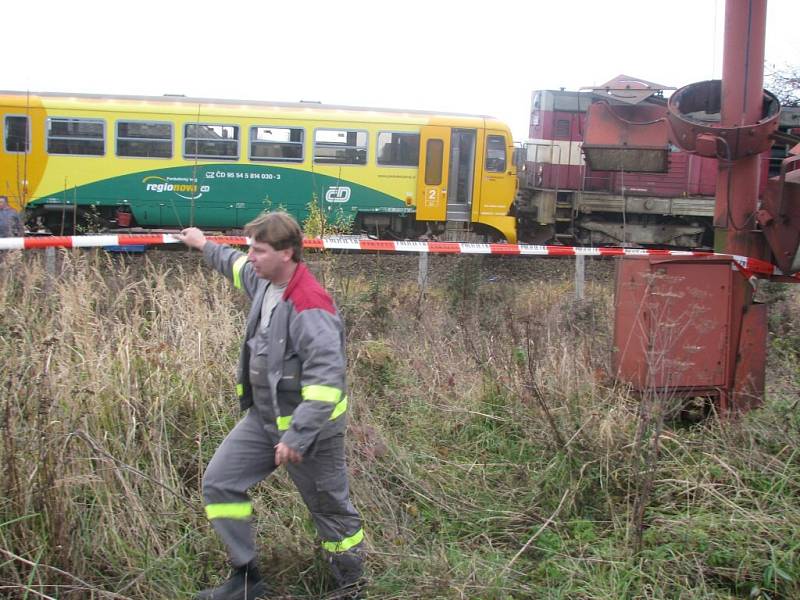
[244,211,304,262]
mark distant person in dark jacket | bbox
[177,212,365,600]
[0,196,24,237]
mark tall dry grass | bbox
[0,249,798,599]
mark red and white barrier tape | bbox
[1,233,797,282]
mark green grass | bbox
[0,250,798,599]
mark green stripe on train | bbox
[28,164,410,229]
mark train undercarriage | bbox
[28,191,713,249]
[515,188,714,248]
[27,204,118,236]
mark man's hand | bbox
[275,442,303,465]
[175,227,207,250]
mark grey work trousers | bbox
[202,407,363,567]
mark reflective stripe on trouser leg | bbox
[286,433,363,554]
[322,527,364,553]
[202,408,279,567]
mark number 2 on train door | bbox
[426,188,437,207]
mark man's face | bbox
[247,240,292,281]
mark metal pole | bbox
[575,254,585,300]
[714,0,769,260]
[418,251,429,290]
[44,247,56,293]
[45,247,55,276]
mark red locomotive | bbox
[515,78,800,248]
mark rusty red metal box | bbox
[613,256,765,413]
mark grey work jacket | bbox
[204,242,348,455]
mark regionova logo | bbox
[143,176,210,200]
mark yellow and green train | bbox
[0,91,517,241]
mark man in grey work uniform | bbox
[0,196,24,237]
[177,212,364,600]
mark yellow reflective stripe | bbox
[236,383,244,397]
[301,385,342,403]
[322,528,364,553]
[276,396,348,431]
[205,502,252,520]
[232,256,248,290]
[330,395,348,420]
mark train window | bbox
[485,135,506,172]
[47,118,105,156]
[313,129,367,165]
[377,132,420,166]
[184,123,239,160]
[250,126,304,162]
[424,139,444,185]
[117,121,172,158]
[555,119,571,138]
[5,116,29,153]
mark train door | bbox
[416,126,451,222]
[446,129,476,222]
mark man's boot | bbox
[327,548,366,599]
[196,562,268,600]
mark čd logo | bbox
[325,186,351,203]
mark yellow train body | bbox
[0,91,517,240]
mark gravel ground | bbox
[305,252,617,286]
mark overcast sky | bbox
[5,0,797,140]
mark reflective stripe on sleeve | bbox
[236,383,244,397]
[276,395,348,431]
[205,502,252,520]
[322,527,364,553]
[232,256,248,290]
[301,384,342,403]
[329,395,348,420]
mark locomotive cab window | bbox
[5,116,29,153]
[555,119,571,138]
[47,118,105,156]
[485,135,506,172]
[184,123,239,160]
[314,129,367,165]
[117,121,172,158]
[250,126,304,162]
[377,132,420,166]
